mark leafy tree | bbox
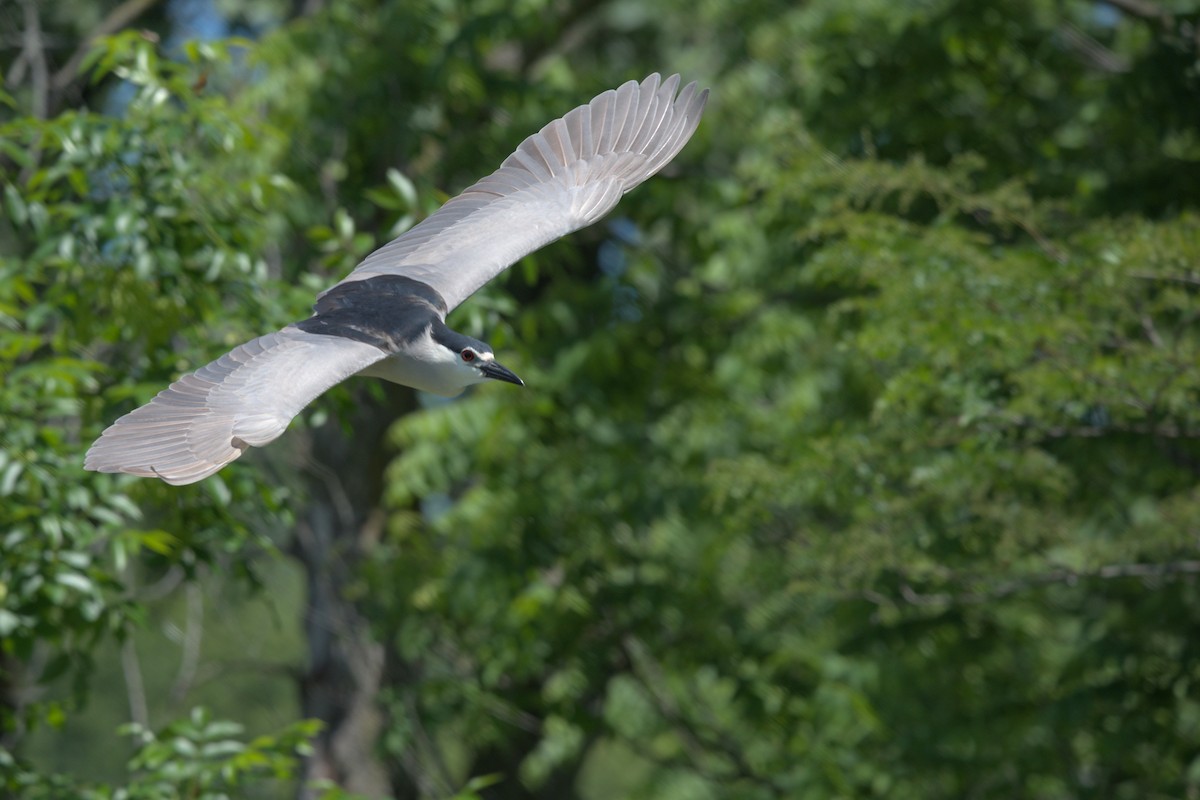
[2,709,321,799]
[2,0,1198,798]
[0,21,324,798]
[364,0,1200,796]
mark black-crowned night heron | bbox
[85,73,709,485]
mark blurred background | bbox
[2,0,1199,797]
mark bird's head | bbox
[448,340,524,388]
[428,323,524,394]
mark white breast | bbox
[356,328,468,397]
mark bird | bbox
[84,73,709,486]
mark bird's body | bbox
[85,73,708,485]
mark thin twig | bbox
[1104,0,1174,26]
[136,564,185,603]
[1058,22,1131,73]
[50,0,163,92]
[1131,272,1200,287]
[170,581,205,704]
[15,0,48,119]
[1139,313,1165,348]
[402,692,457,798]
[121,636,150,728]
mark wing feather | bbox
[334,72,709,311]
[593,87,619,155]
[571,101,593,160]
[85,328,388,485]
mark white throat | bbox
[356,327,481,397]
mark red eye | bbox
[460,349,476,362]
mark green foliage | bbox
[362,2,1200,796]
[3,0,1199,798]
[737,0,1200,211]
[1,708,321,799]
[1,29,295,737]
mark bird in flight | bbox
[85,73,709,485]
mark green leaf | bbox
[55,571,95,594]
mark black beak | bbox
[480,360,524,387]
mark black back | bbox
[294,275,448,354]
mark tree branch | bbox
[11,0,49,119]
[865,560,1200,610]
[1102,0,1200,46]
[1104,0,1175,26]
[190,658,303,688]
[1033,422,1197,439]
[517,0,609,75]
[50,0,163,92]
[621,635,788,793]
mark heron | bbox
[84,73,709,485]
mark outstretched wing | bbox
[84,328,388,485]
[329,72,709,312]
